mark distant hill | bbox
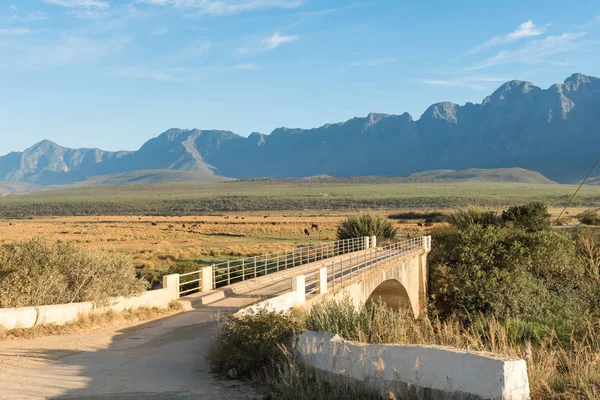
[0,73,599,191]
[67,170,235,187]
[409,168,556,184]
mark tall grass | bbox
[306,298,600,400]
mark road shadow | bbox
[1,309,260,400]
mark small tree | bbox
[336,214,398,241]
[502,201,550,232]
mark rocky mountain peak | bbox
[421,102,459,123]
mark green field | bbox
[1,180,600,217]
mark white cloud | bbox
[110,66,201,82]
[349,56,395,67]
[234,62,258,70]
[468,32,585,70]
[0,34,129,70]
[10,11,48,21]
[468,20,546,54]
[137,0,303,15]
[261,32,297,50]
[150,27,169,36]
[416,79,485,90]
[0,28,31,34]
[173,40,211,60]
[237,31,298,54]
[42,0,110,8]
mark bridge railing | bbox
[179,236,369,296]
[305,236,427,296]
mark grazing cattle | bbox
[264,215,268,218]
[417,223,423,227]
[424,222,433,228]
[182,224,186,228]
[304,228,310,236]
[311,223,319,231]
[151,222,157,226]
[168,224,174,229]
[235,216,239,219]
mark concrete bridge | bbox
[176,235,432,317]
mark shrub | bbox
[0,237,148,308]
[207,307,304,380]
[578,209,600,226]
[428,223,595,339]
[444,206,502,230]
[336,214,397,241]
[502,201,550,231]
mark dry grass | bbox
[0,301,183,342]
[305,299,600,400]
[0,212,429,272]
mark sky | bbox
[1,0,599,153]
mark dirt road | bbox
[0,307,261,399]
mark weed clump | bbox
[336,214,397,241]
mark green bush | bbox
[0,237,148,308]
[207,307,304,380]
[444,206,502,230]
[578,209,600,226]
[502,201,550,231]
[428,223,595,339]
[336,214,397,241]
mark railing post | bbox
[201,267,213,292]
[291,274,306,306]
[227,261,231,285]
[254,256,257,278]
[317,267,328,294]
[264,254,268,276]
[363,236,370,250]
[163,273,180,300]
[242,259,245,280]
[277,252,280,272]
[370,236,377,248]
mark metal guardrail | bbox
[305,236,427,296]
[178,237,369,296]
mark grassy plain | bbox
[1,180,600,217]
[0,181,596,273]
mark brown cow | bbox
[304,228,310,236]
[311,223,319,231]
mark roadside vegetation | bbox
[209,203,600,399]
[0,237,147,308]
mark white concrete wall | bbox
[235,291,301,316]
[296,331,530,400]
[0,274,180,330]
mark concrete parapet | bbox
[370,236,377,248]
[296,331,530,400]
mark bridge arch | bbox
[365,278,414,316]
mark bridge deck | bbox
[179,244,423,311]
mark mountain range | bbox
[1,72,599,190]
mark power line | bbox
[552,156,600,227]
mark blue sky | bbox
[1,0,599,153]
